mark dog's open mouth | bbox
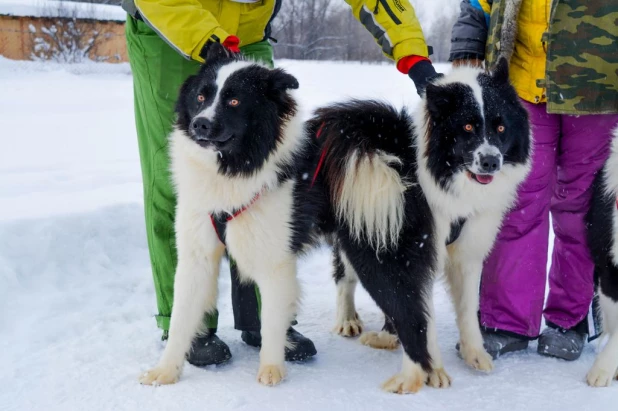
[467,171,494,185]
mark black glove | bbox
[408,60,443,96]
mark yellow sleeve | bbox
[134,0,230,62]
[344,0,428,62]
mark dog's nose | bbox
[478,154,501,173]
[191,118,212,138]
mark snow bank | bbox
[0,0,126,21]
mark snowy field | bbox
[0,57,613,411]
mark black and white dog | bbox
[139,44,329,387]
[585,127,618,387]
[139,43,531,392]
[327,59,532,388]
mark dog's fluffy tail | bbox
[309,100,413,252]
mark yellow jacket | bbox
[131,0,428,64]
[459,0,551,104]
[508,0,551,104]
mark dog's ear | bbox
[268,68,299,93]
[205,42,232,64]
[492,56,510,85]
[425,83,458,119]
[175,75,197,114]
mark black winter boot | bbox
[537,320,587,361]
[241,327,317,361]
[456,330,529,360]
[186,332,232,366]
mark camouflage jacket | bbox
[451,0,618,115]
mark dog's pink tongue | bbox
[475,174,494,184]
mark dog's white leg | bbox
[425,280,451,388]
[446,212,503,372]
[587,292,618,387]
[333,249,363,337]
[382,352,428,394]
[139,209,224,385]
[255,258,299,386]
[446,256,493,372]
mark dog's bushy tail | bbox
[308,100,413,252]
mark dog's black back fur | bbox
[309,100,436,371]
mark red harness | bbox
[310,122,327,188]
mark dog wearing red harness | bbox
[139,43,331,387]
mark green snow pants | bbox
[125,16,273,334]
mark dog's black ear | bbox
[175,75,197,114]
[205,42,231,64]
[268,68,299,92]
[492,56,510,85]
[425,83,457,119]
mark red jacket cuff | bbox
[397,55,431,74]
[222,35,240,53]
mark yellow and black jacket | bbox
[121,0,429,64]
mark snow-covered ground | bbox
[0,58,614,411]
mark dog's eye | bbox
[228,98,240,107]
[464,124,474,132]
[197,94,205,103]
[497,125,505,133]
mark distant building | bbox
[0,0,127,63]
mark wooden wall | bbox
[0,15,127,63]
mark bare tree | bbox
[28,2,112,63]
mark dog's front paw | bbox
[139,365,181,386]
[426,367,452,388]
[586,365,615,387]
[460,344,494,372]
[257,364,286,386]
[359,331,399,350]
[333,314,363,337]
[381,368,427,394]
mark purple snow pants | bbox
[479,100,618,338]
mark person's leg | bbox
[125,17,219,335]
[479,101,560,344]
[544,114,618,328]
[539,113,616,361]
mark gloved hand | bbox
[407,59,443,96]
[199,35,241,61]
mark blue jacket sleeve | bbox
[448,0,490,61]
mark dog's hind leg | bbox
[425,279,452,388]
[254,257,300,386]
[140,210,224,385]
[587,289,618,387]
[333,245,364,337]
[446,211,503,372]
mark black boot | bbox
[456,330,529,360]
[537,320,587,361]
[186,332,232,366]
[241,327,317,361]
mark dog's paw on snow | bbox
[333,314,363,337]
[257,364,286,386]
[139,365,181,386]
[381,368,427,394]
[586,365,616,387]
[460,343,494,372]
[359,331,399,350]
[426,368,452,388]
